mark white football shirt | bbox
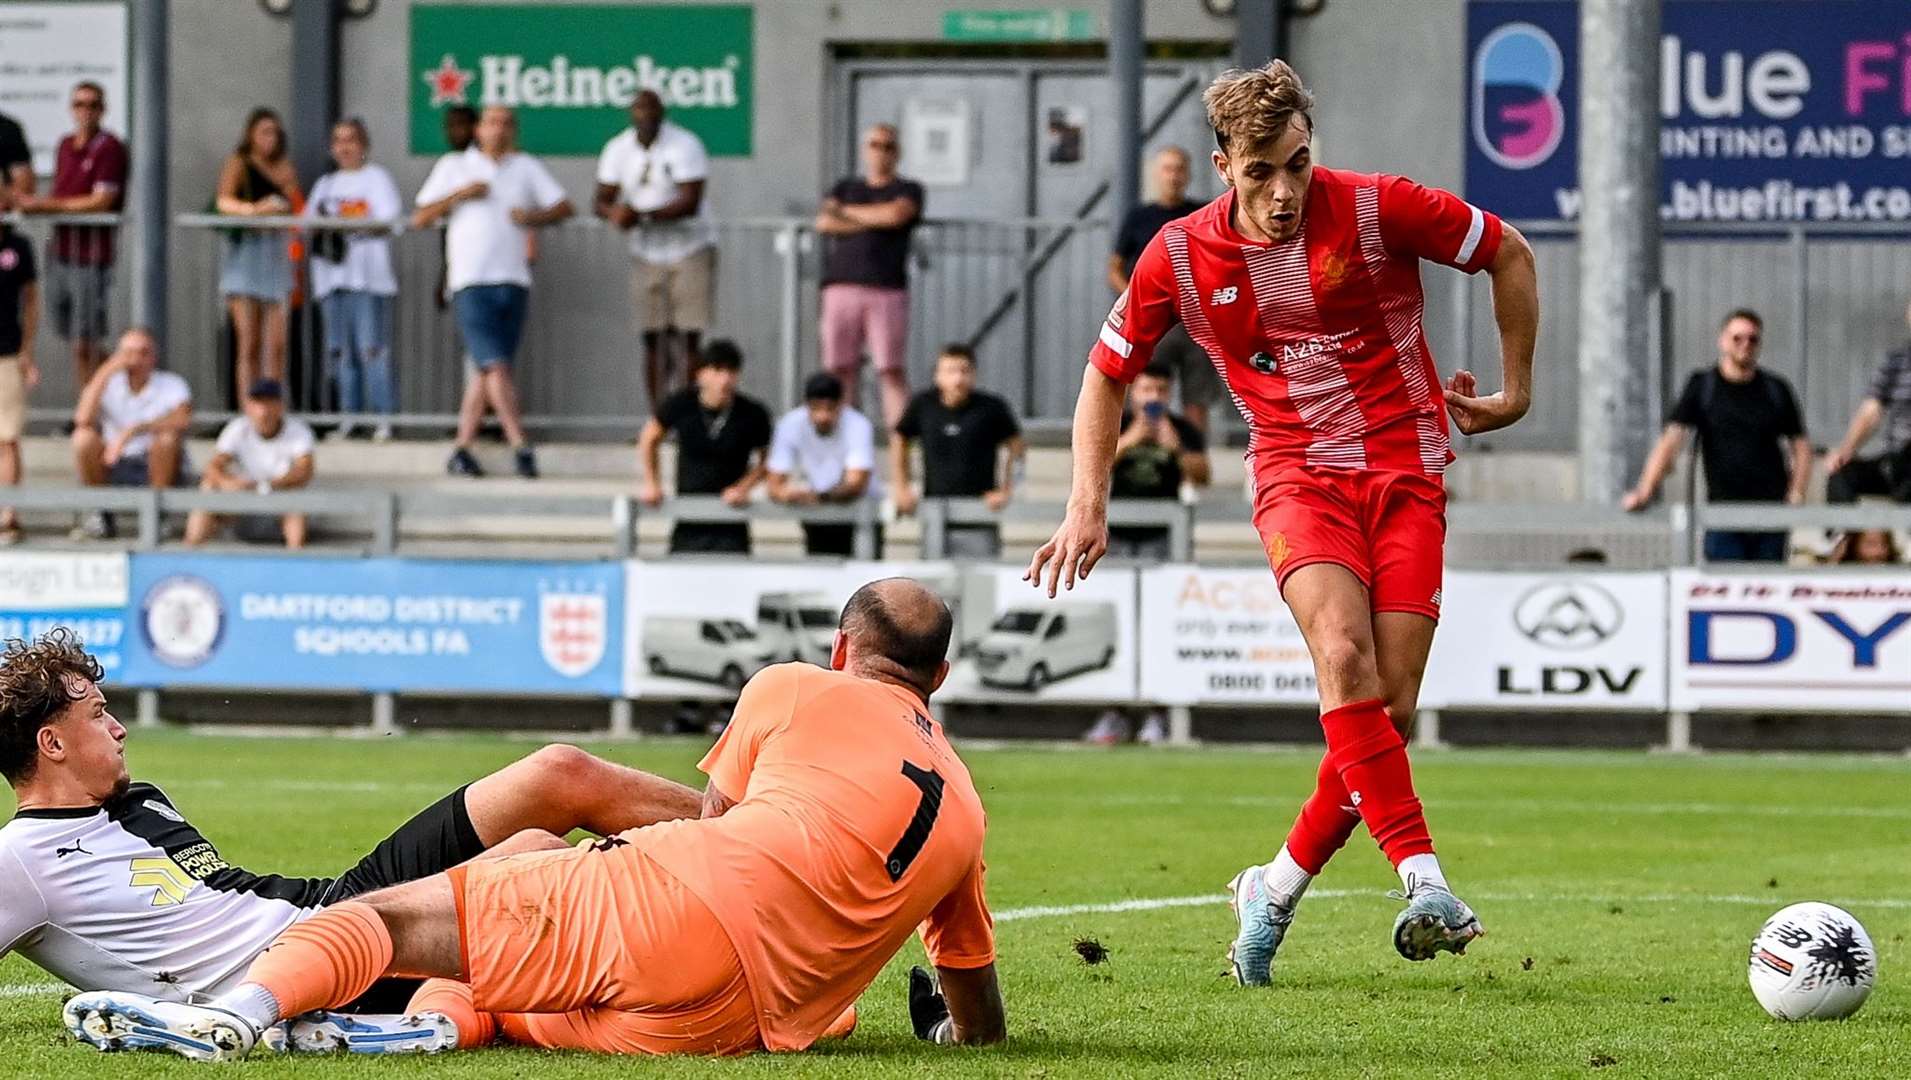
[0,784,329,999]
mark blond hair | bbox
[1202,60,1315,151]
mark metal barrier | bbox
[156,213,1112,435]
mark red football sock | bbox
[1281,751,1363,875]
[1320,698,1434,866]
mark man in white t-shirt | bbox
[70,327,191,539]
[593,90,715,409]
[185,378,315,549]
[414,106,573,481]
[767,372,884,558]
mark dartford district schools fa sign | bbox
[410,4,753,156]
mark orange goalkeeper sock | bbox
[406,978,494,1049]
[234,901,394,1024]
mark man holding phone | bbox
[1108,361,1210,560]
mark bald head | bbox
[835,578,954,698]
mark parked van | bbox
[755,592,840,664]
[643,617,777,689]
[974,602,1118,690]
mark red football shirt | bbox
[1089,166,1502,476]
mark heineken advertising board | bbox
[410,4,753,156]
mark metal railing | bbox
[7,481,1909,569]
[8,211,1908,455]
[150,213,1113,435]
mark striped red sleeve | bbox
[1087,230,1179,383]
[1376,174,1503,275]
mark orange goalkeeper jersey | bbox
[633,663,995,1051]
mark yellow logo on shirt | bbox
[1264,532,1290,569]
[128,858,193,907]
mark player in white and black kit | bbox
[0,630,703,1051]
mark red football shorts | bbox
[1249,462,1448,621]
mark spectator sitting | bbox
[0,214,37,545]
[1827,528,1902,565]
[70,327,190,540]
[815,123,924,427]
[1622,309,1810,563]
[1107,361,1210,561]
[16,81,126,389]
[1825,297,1911,504]
[215,107,303,395]
[413,105,574,480]
[767,372,883,557]
[185,378,314,550]
[594,89,714,409]
[1109,146,1222,434]
[306,117,401,442]
[891,343,1025,559]
[637,338,772,555]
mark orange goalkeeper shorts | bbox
[446,838,760,1056]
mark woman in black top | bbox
[215,108,303,399]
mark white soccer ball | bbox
[1747,902,1876,1021]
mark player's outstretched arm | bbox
[1025,363,1124,597]
[909,964,1006,1047]
[1444,223,1538,436]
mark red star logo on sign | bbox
[423,54,473,107]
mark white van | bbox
[642,617,778,689]
[755,592,840,664]
[974,602,1118,690]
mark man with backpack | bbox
[1621,308,1812,562]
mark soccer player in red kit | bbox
[1026,61,1538,985]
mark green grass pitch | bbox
[3,731,1906,1078]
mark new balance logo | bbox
[1210,286,1238,306]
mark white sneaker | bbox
[64,991,258,1062]
[326,423,357,443]
[261,1010,458,1055]
[371,423,394,443]
[1081,710,1131,745]
[1137,711,1168,745]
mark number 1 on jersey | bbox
[885,761,945,881]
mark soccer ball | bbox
[1747,902,1876,1021]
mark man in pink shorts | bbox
[814,123,924,428]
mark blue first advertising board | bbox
[1466,1,1911,224]
[123,556,622,695]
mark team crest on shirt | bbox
[0,248,16,272]
[1317,251,1353,291]
[538,582,608,678]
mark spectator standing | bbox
[0,216,37,545]
[1106,361,1210,560]
[1623,309,1811,562]
[1109,146,1222,434]
[215,108,303,395]
[816,123,924,427]
[891,343,1026,559]
[1825,298,1911,503]
[413,106,573,480]
[594,90,714,408]
[637,339,772,555]
[17,82,126,389]
[0,108,32,201]
[306,117,402,441]
[185,378,314,549]
[432,105,478,311]
[767,373,883,557]
[70,327,190,539]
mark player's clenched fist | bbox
[1024,505,1108,598]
